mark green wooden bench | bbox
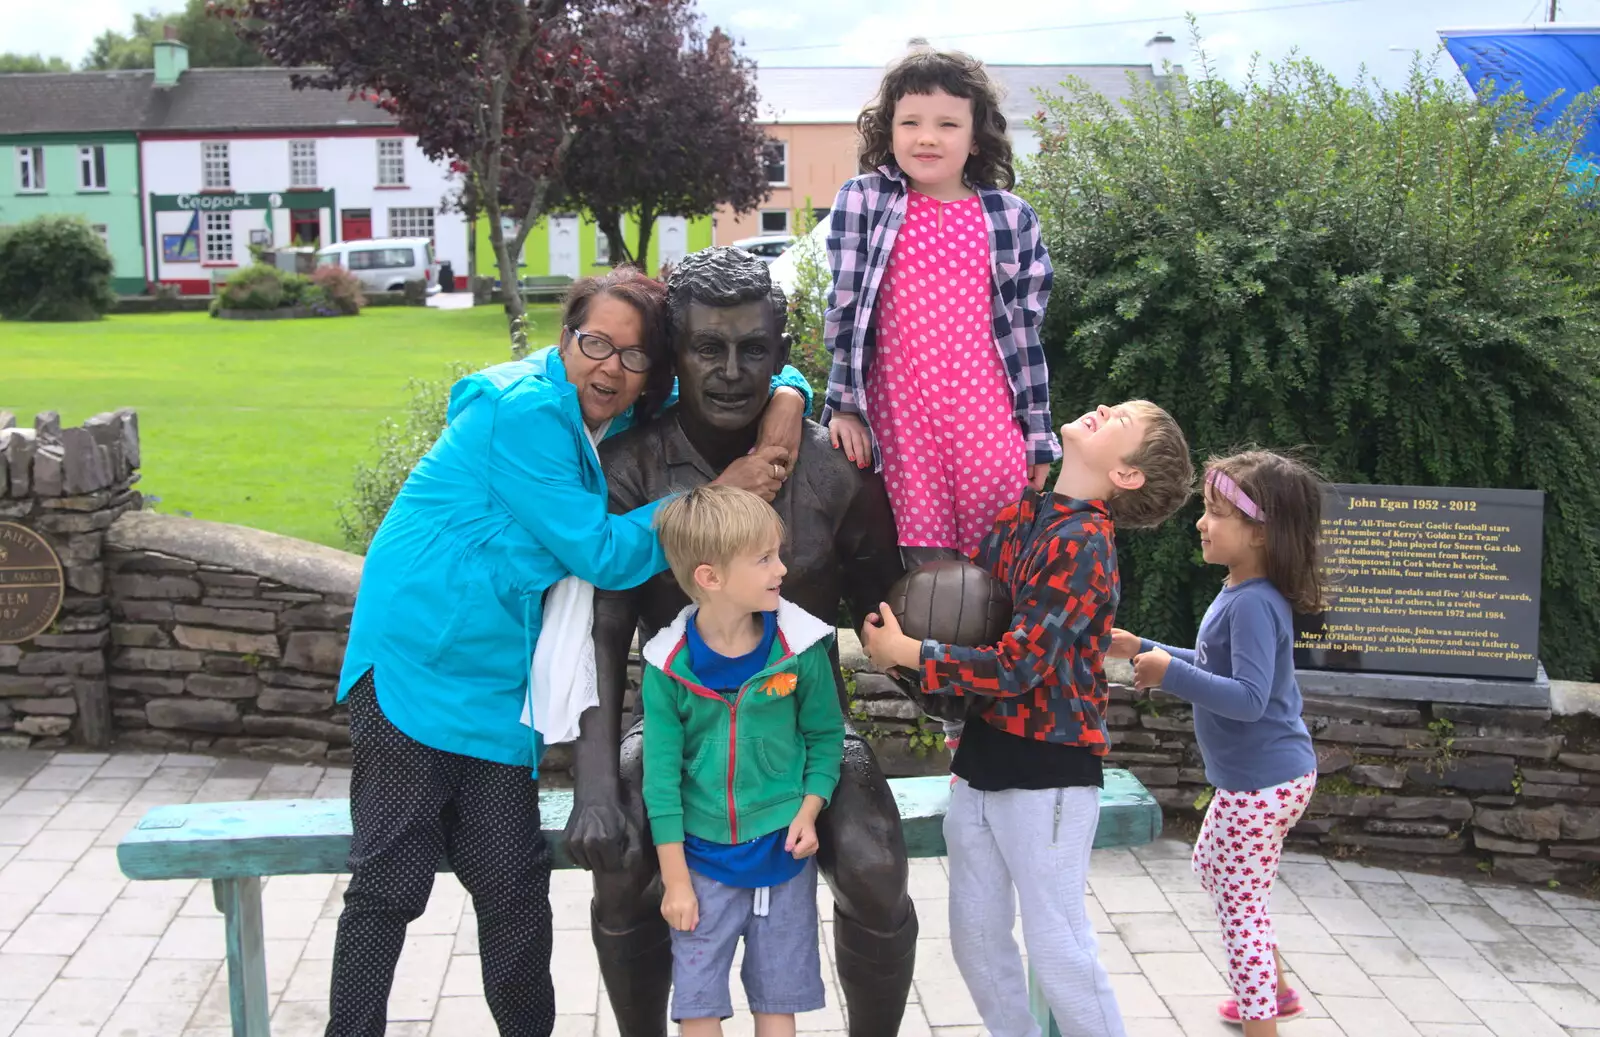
[118,770,1160,1037]
[519,274,573,303]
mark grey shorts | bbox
[669,858,826,1021]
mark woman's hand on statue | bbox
[1028,462,1053,491]
[660,880,700,932]
[756,386,807,469]
[861,602,920,672]
[1108,628,1142,659]
[1132,646,1172,691]
[714,444,791,502]
[827,414,872,468]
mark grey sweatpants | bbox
[945,778,1127,1037]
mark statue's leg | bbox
[590,721,671,1037]
[899,545,963,569]
[816,733,919,1037]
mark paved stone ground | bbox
[1,751,1598,1037]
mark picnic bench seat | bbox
[119,770,1161,1037]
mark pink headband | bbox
[1207,469,1266,522]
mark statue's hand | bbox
[564,789,644,873]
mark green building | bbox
[473,210,713,283]
[0,74,154,295]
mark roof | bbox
[0,71,157,134]
[145,69,396,132]
[752,64,1161,124]
[0,62,1159,137]
[0,68,396,136]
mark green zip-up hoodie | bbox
[640,599,845,846]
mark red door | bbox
[340,209,372,241]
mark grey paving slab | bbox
[0,748,1594,1036]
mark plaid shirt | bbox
[821,166,1060,466]
[917,492,1118,752]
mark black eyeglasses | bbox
[568,328,653,373]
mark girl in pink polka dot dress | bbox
[822,46,1060,756]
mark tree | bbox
[228,0,626,340]
[555,4,768,267]
[1026,47,1600,680]
[81,1,267,70]
[0,53,71,73]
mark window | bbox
[762,139,787,185]
[203,211,233,263]
[348,247,415,271]
[377,140,406,186]
[289,140,317,187]
[595,225,611,266]
[760,209,790,235]
[16,147,44,192]
[386,206,433,239]
[78,146,106,191]
[290,209,320,247]
[90,224,108,249]
[202,142,230,189]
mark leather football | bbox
[883,559,1011,722]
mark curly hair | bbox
[665,245,787,343]
[856,45,1014,190]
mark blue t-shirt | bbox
[1145,578,1318,792]
[683,610,806,889]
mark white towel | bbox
[522,420,610,744]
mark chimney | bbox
[153,30,189,89]
[1145,31,1177,71]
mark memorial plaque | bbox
[1293,484,1544,681]
[0,522,64,645]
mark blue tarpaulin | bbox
[1440,25,1600,160]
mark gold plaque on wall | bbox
[0,522,65,645]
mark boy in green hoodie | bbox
[641,484,845,1037]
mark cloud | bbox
[9,0,186,67]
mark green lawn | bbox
[2,305,563,549]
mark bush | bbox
[218,264,285,310]
[1027,47,1600,679]
[311,265,365,315]
[279,273,311,306]
[0,215,116,321]
[339,363,479,551]
[783,203,832,394]
[402,278,428,306]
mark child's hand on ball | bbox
[862,603,919,672]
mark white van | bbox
[316,237,439,293]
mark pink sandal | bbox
[1218,988,1304,1025]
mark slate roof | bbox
[0,63,1159,137]
[751,64,1159,124]
[0,68,396,136]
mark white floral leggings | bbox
[1191,772,1317,1021]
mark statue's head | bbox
[666,246,791,432]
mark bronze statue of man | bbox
[564,246,918,1036]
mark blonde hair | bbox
[1109,400,1194,529]
[655,484,786,599]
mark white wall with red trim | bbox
[139,129,468,294]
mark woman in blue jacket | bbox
[325,267,811,1037]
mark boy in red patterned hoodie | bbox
[863,400,1193,1037]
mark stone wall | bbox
[104,510,359,765]
[0,409,143,749]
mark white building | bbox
[136,44,466,293]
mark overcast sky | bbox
[7,0,1593,87]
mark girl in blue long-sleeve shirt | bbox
[1111,450,1324,1036]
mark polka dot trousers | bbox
[325,670,555,1037]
